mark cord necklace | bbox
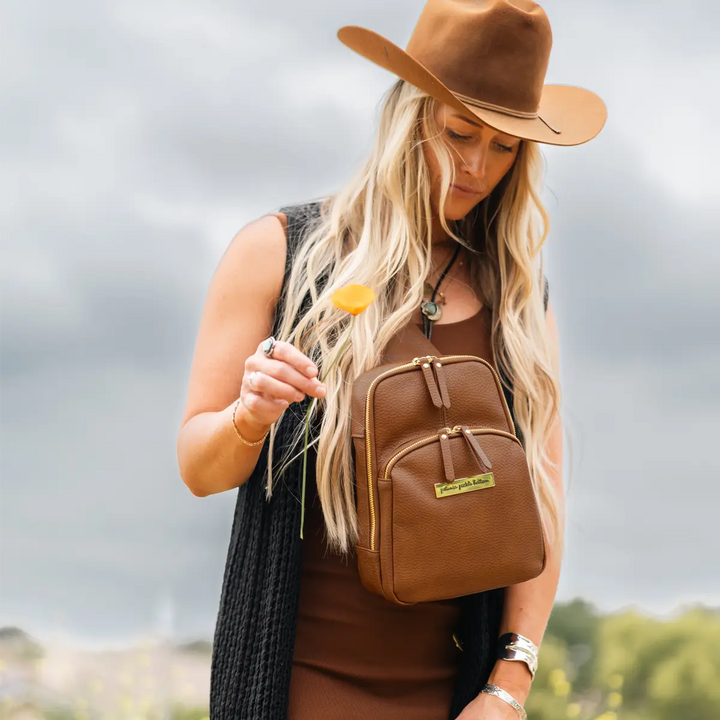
[421,243,462,341]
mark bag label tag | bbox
[434,472,495,498]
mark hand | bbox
[240,339,327,428]
[455,690,523,720]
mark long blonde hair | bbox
[266,78,564,559]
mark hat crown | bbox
[405,0,553,114]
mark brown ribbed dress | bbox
[287,307,494,720]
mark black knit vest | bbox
[208,200,549,720]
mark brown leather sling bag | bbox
[351,318,546,605]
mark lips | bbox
[452,183,481,194]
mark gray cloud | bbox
[1,0,718,642]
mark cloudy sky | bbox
[2,0,718,646]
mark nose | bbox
[458,145,487,187]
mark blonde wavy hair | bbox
[265,78,565,559]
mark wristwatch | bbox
[481,683,527,719]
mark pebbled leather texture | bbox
[351,314,547,605]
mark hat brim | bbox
[337,26,607,147]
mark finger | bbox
[258,339,319,379]
[253,356,326,398]
[241,389,288,420]
[246,370,307,404]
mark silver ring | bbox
[261,336,277,358]
[248,370,259,390]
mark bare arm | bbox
[455,298,565,719]
[486,297,565,703]
[176,213,326,497]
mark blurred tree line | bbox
[526,600,720,720]
[6,601,718,720]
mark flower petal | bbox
[331,284,376,316]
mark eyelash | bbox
[447,129,513,153]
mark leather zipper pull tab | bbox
[459,425,493,473]
[433,360,451,408]
[438,428,455,482]
[420,357,442,408]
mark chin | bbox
[442,196,483,220]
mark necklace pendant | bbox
[421,300,443,322]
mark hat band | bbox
[453,91,538,119]
[453,91,562,134]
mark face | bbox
[424,102,522,226]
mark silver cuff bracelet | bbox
[497,632,538,679]
[481,683,527,719]
[497,646,537,679]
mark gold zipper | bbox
[363,352,515,551]
[431,354,516,436]
[383,426,521,480]
[364,358,429,551]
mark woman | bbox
[176,2,606,719]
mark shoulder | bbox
[230,212,287,266]
[266,211,288,231]
[224,197,324,282]
[215,212,288,313]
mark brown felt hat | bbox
[337,0,607,146]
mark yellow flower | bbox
[300,284,376,538]
[331,284,376,315]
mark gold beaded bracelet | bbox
[232,397,270,446]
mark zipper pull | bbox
[458,425,493,473]
[433,360,452,408]
[419,356,442,408]
[438,428,455,482]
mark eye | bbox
[447,129,472,142]
[495,141,514,153]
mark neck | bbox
[430,212,453,246]
[430,218,470,268]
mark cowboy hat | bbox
[337,0,607,146]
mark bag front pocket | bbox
[381,428,546,604]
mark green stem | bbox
[300,315,356,539]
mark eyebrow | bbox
[453,112,484,128]
[451,112,519,143]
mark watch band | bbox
[481,683,527,719]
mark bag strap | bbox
[377,318,442,364]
